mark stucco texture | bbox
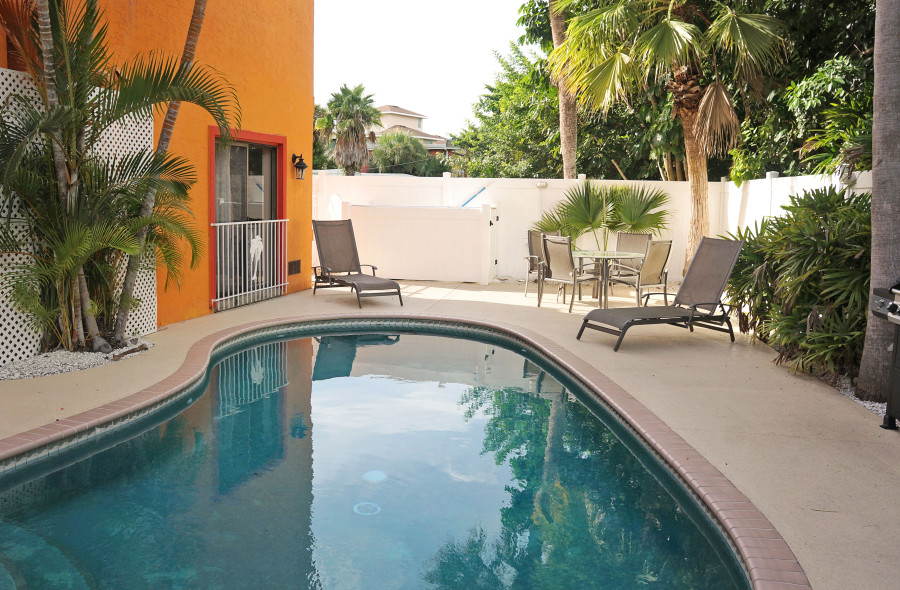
[101,0,314,326]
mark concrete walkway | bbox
[1,281,898,589]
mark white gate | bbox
[211,219,288,311]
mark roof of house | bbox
[377,105,426,118]
[375,125,446,142]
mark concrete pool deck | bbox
[1,280,898,589]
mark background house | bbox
[372,105,457,157]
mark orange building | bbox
[100,0,314,326]
[0,1,314,328]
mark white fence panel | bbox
[315,171,865,284]
[346,204,494,284]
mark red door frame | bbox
[207,127,288,307]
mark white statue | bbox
[249,234,264,284]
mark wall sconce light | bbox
[291,153,308,180]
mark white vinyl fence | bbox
[345,203,496,284]
[314,170,871,284]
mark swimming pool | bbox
[0,323,749,589]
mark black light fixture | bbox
[291,153,308,180]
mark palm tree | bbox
[535,182,669,249]
[548,0,786,269]
[859,0,900,400]
[0,0,237,351]
[113,0,239,346]
[549,0,578,179]
[320,84,381,176]
[370,131,427,175]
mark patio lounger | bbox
[312,219,403,308]
[576,237,743,351]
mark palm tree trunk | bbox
[72,277,85,348]
[858,0,900,400]
[679,108,710,273]
[113,0,208,345]
[34,0,72,213]
[549,0,577,179]
[78,270,112,352]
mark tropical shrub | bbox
[369,131,448,177]
[724,187,871,376]
[534,182,669,249]
[0,0,236,351]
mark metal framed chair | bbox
[538,235,600,313]
[609,232,652,280]
[609,240,672,306]
[525,229,559,297]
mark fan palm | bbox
[535,182,669,249]
[320,84,382,176]
[548,0,786,269]
[0,0,238,351]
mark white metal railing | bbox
[215,340,288,418]
[211,219,288,311]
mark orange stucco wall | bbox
[101,0,313,327]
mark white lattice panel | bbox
[0,254,42,365]
[0,68,157,364]
[102,107,156,339]
[114,257,158,338]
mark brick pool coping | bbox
[0,312,810,589]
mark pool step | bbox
[0,520,96,590]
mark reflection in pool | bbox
[0,333,746,589]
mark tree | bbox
[0,0,237,351]
[534,182,669,249]
[312,104,335,170]
[114,0,239,346]
[370,131,427,175]
[859,0,900,400]
[549,1,577,178]
[318,84,381,176]
[548,0,786,269]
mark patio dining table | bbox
[573,249,645,309]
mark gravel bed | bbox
[834,375,888,418]
[0,340,154,381]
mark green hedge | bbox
[725,186,870,376]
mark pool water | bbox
[0,333,746,589]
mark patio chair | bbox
[538,235,600,313]
[525,229,560,297]
[609,232,652,280]
[576,237,743,351]
[608,240,672,306]
[312,219,403,308]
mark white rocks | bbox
[0,340,154,381]
[835,375,887,418]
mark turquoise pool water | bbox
[0,330,747,589]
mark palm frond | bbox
[635,18,702,78]
[695,80,741,157]
[612,185,669,234]
[707,10,786,82]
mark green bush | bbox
[725,187,871,376]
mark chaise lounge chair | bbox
[576,237,743,351]
[312,219,403,308]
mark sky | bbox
[315,0,532,139]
